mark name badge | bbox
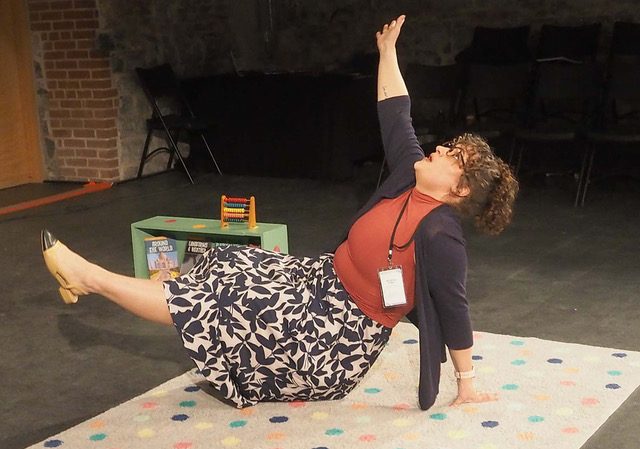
[378,266,408,308]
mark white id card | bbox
[378,267,408,308]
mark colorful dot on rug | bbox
[448,430,467,439]
[229,420,247,428]
[393,418,412,427]
[43,440,63,448]
[138,428,154,438]
[172,414,189,421]
[221,436,241,446]
[518,432,536,440]
[289,401,306,408]
[267,433,286,440]
[89,433,106,441]
[174,443,192,449]
[269,416,289,423]
[482,421,499,428]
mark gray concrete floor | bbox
[1,167,639,449]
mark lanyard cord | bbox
[387,190,415,268]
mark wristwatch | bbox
[454,366,476,379]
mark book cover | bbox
[180,239,212,275]
[145,236,180,281]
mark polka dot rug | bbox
[29,322,640,449]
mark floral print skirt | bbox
[164,245,391,408]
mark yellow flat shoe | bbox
[41,229,88,304]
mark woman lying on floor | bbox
[42,15,518,410]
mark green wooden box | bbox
[131,215,288,278]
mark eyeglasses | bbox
[442,142,470,184]
[443,144,466,170]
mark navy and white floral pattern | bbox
[164,245,391,408]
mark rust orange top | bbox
[334,187,442,327]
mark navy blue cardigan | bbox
[339,95,474,410]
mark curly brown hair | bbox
[445,134,519,235]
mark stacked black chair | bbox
[457,62,532,143]
[578,22,640,205]
[404,63,462,145]
[454,26,533,157]
[136,64,222,184]
[510,24,603,204]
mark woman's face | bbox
[413,145,470,201]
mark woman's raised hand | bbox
[376,15,406,54]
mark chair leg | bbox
[199,133,223,174]
[515,142,525,177]
[579,146,596,207]
[137,129,153,178]
[508,137,517,167]
[166,129,180,171]
[164,128,194,184]
[574,145,589,207]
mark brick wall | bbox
[26,0,640,182]
[28,0,119,182]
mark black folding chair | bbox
[536,23,601,63]
[578,22,640,205]
[509,23,603,203]
[457,62,533,142]
[455,25,532,65]
[510,61,603,201]
[404,63,462,144]
[136,64,222,183]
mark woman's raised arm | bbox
[376,15,409,101]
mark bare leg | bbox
[50,243,174,325]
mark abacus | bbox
[221,195,257,229]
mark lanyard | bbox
[387,190,415,268]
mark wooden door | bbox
[0,0,42,189]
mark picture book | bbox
[145,236,180,281]
[180,239,212,275]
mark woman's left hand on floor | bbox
[450,381,500,406]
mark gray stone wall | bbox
[96,0,640,179]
